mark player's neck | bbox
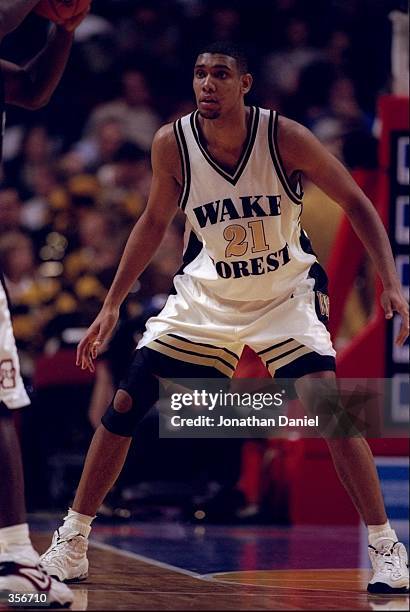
[199,105,249,151]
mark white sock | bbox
[368,521,397,547]
[0,523,39,564]
[60,508,95,539]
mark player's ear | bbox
[240,73,253,95]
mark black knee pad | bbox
[101,359,160,437]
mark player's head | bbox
[193,42,252,119]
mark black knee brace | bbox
[101,377,159,437]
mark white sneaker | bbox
[40,529,89,583]
[368,538,409,594]
[0,555,73,608]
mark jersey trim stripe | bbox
[257,339,302,362]
[190,106,260,185]
[154,339,236,371]
[257,338,293,356]
[265,343,311,366]
[173,118,191,211]
[147,338,236,377]
[268,111,303,205]
[168,333,240,361]
[265,346,313,375]
[158,336,237,369]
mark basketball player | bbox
[0,1,88,606]
[41,44,409,594]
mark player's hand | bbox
[58,7,90,32]
[76,307,119,372]
[380,287,409,346]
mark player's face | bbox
[193,53,252,119]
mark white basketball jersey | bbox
[173,107,318,301]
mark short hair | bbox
[197,42,249,74]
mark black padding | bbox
[101,350,160,437]
[101,345,228,436]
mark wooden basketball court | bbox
[27,534,408,610]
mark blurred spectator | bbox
[98,141,151,220]
[262,17,323,97]
[64,117,127,175]
[64,209,124,288]
[0,231,61,367]
[325,30,352,73]
[4,125,57,199]
[207,4,242,45]
[0,188,24,235]
[20,165,62,234]
[116,2,180,68]
[0,232,37,302]
[84,68,160,152]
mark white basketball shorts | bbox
[138,274,336,378]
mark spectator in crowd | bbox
[64,117,126,175]
[262,17,323,98]
[98,141,151,221]
[4,125,57,200]
[84,68,160,153]
[0,231,61,367]
[0,188,24,235]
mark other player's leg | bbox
[0,404,74,607]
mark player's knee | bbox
[113,389,133,413]
[101,380,158,437]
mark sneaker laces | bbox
[371,544,395,576]
[41,531,83,570]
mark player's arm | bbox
[279,116,409,346]
[77,124,182,371]
[0,22,77,110]
[0,0,40,36]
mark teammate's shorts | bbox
[137,274,336,378]
[0,280,30,409]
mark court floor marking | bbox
[201,575,370,594]
[202,571,367,584]
[91,540,371,598]
[91,539,202,579]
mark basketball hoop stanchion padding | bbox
[327,167,386,378]
[327,168,382,343]
[333,95,409,381]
